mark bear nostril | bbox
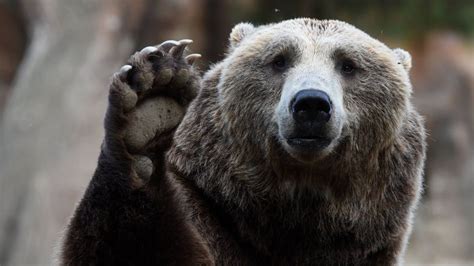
[291,89,332,124]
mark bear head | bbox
[216,18,413,166]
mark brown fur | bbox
[61,19,425,265]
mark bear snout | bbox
[277,87,343,160]
[290,89,332,125]
[287,89,334,143]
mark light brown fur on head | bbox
[208,19,414,166]
[168,18,425,265]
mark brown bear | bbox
[60,18,426,265]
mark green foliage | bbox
[233,0,474,39]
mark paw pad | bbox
[132,155,154,181]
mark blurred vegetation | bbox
[229,0,474,40]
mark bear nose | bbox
[291,89,332,124]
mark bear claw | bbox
[120,64,132,73]
[119,65,132,80]
[122,38,198,95]
[159,40,181,52]
[170,39,193,58]
[185,54,201,65]
[140,46,158,54]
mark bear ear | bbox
[229,22,255,49]
[393,48,412,72]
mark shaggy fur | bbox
[61,19,426,265]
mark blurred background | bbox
[0,0,472,265]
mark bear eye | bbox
[340,59,356,75]
[271,55,288,71]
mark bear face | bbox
[217,19,413,164]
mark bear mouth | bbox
[285,136,332,152]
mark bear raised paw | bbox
[105,39,201,184]
[60,40,212,265]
